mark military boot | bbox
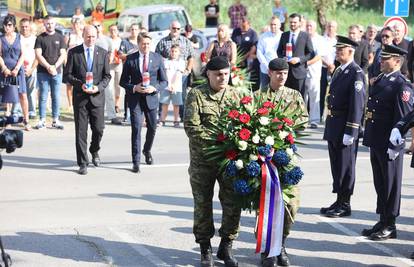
[261,253,277,267]
[200,241,214,267]
[369,217,397,241]
[216,238,238,267]
[277,238,290,266]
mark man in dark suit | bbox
[64,25,111,175]
[321,36,366,218]
[120,33,167,173]
[348,25,369,74]
[277,13,314,96]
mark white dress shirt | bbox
[257,31,282,74]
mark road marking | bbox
[108,227,170,267]
[317,215,413,266]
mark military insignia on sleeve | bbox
[401,91,411,102]
[354,81,363,92]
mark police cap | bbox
[206,56,230,70]
[380,44,408,59]
[268,58,289,71]
[335,35,358,49]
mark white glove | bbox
[389,128,403,146]
[387,148,400,161]
[342,134,354,146]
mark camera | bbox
[0,116,24,170]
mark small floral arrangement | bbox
[205,94,306,211]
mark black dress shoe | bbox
[261,253,277,267]
[78,165,88,175]
[143,151,153,165]
[277,246,290,266]
[369,225,397,241]
[361,221,384,236]
[92,153,101,167]
[320,201,339,214]
[410,251,414,259]
[217,238,238,267]
[325,202,351,217]
[132,163,140,173]
[111,117,123,125]
[200,242,214,267]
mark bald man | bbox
[64,25,111,175]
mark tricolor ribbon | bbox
[256,149,284,258]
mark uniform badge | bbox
[390,77,395,81]
[354,81,363,92]
[401,90,411,102]
[344,70,349,74]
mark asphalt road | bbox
[0,118,413,267]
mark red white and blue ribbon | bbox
[256,149,284,258]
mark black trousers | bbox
[74,102,105,167]
[129,98,157,165]
[328,140,358,196]
[320,67,329,118]
[370,147,403,218]
[285,74,306,97]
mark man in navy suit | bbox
[321,36,366,218]
[120,33,168,173]
[277,13,314,96]
[64,25,111,175]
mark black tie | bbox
[332,67,342,81]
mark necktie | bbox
[332,67,343,81]
[86,48,93,72]
[143,54,148,72]
[291,33,296,52]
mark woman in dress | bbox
[0,15,29,129]
[205,24,237,66]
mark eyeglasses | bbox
[171,27,180,30]
[381,35,391,39]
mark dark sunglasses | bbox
[381,35,391,39]
[171,27,180,30]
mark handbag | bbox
[0,77,19,104]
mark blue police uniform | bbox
[394,109,414,168]
[321,36,366,218]
[361,43,414,241]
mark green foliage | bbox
[124,0,413,37]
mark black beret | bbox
[206,56,230,70]
[380,44,408,58]
[335,35,358,49]
[268,58,289,71]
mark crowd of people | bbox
[0,0,414,266]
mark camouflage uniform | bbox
[255,86,308,238]
[184,84,241,244]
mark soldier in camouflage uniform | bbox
[255,58,308,267]
[184,56,241,267]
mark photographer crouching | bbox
[0,115,24,170]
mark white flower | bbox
[291,155,299,164]
[264,136,274,146]
[278,131,289,139]
[286,148,294,157]
[238,140,248,151]
[259,117,270,125]
[249,154,258,161]
[235,159,244,170]
[252,135,260,144]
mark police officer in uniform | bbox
[362,44,413,240]
[390,109,414,168]
[321,36,366,218]
[184,56,241,267]
[256,58,308,267]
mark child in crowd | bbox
[160,45,185,127]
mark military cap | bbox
[268,58,289,71]
[206,56,230,70]
[335,35,358,48]
[380,44,408,58]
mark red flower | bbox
[257,108,269,116]
[231,66,239,72]
[239,128,251,141]
[240,96,252,104]
[239,113,251,124]
[277,124,283,130]
[228,110,239,119]
[225,150,238,160]
[217,133,227,142]
[283,118,294,126]
[286,133,295,144]
[263,101,275,109]
[272,117,281,123]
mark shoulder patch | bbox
[355,81,364,92]
[401,90,411,102]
